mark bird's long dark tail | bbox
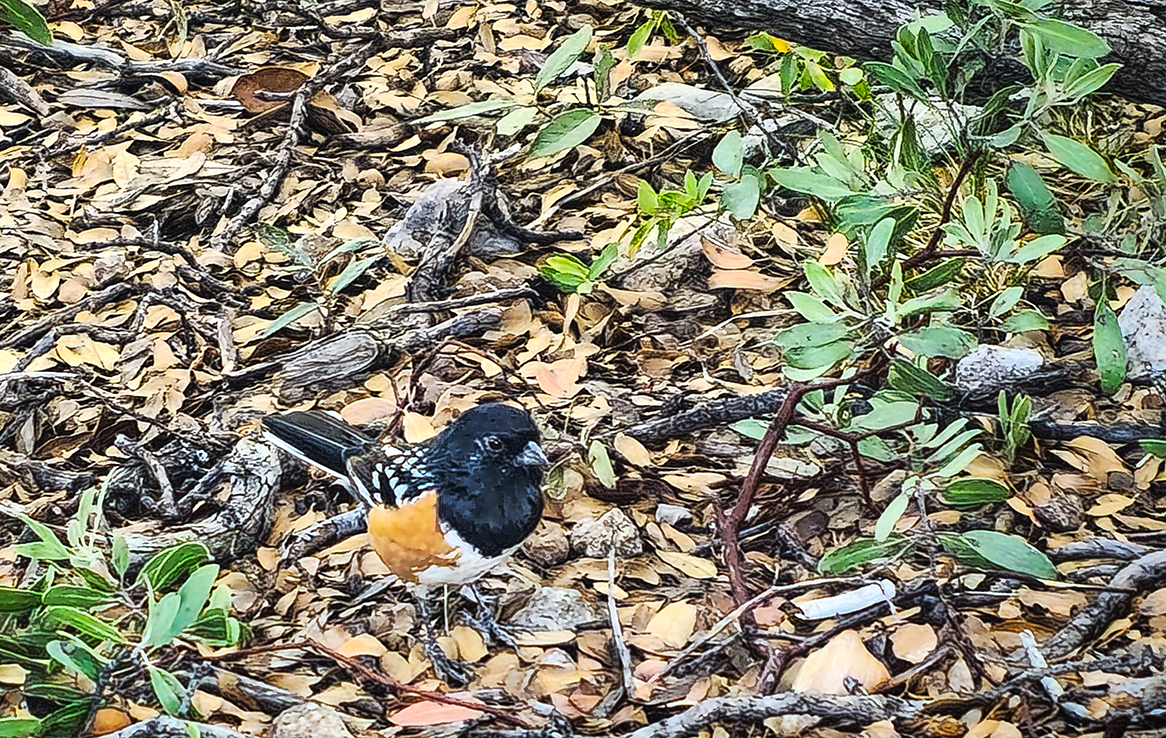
[261,411,375,496]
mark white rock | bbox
[271,703,353,738]
[569,508,643,558]
[1118,285,1166,381]
[655,503,692,527]
[509,587,601,631]
[954,345,1044,394]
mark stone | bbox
[569,508,643,558]
[1118,286,1166,381]
[508,587,602,631]
[270,703,352,738]
[954,344,1044,395]
[654,503,692,527]
[382,178,522,262]
[521,521,571,567]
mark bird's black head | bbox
[428,403,548,556]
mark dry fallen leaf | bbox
[644,601,698,649]
[791,630,890,694]
[890,623,937,664]
[390,700,485,727]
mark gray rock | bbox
[521,521,571,567]
[955,344,1044,394]
[508,587,602,631]
[570,508,643,558]
[1119,286,1166,381]
[271,703,352,738]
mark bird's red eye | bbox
[486,436,503,451]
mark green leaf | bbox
[942,478,1012,508]
[112,534,130,579]
[46,639,102,681]
[495,106,539,137]
[535,25,593,92]
[1039,131,1116,183]
[1007,234,1067,265]
[713,130,744,177]
[1005,163,1065,235]
[144,592,182,649]
[0,718,42,738]
[1064,62,1121,100]
[904,259,964,292]
[957,530,1057,578]
[137,542,211,591]
[934,443,983,478]
[899,288,962,317]
[528,109,602,160]
[42,586,112,609]
[540,253,590,292]
[804,260,845,307]
[1140,439,1166,458]
[875,492,911,542]
[784,338,855,371]
[989,286,1023,319]
[41,606,127,643]
[1001,309,1050,332]
[775,321,850,350]
[627,19,653,58]
[327,256,378,295]
[259,301,317,339]
[0,0,51,46]
[588,243,619,280]
[0,586,41,613]
[818,537,910,575]
[170,564,219,639]
[587,441,616,488]
[149,666,187,716]
[412,98,516,124]
[865,61,927,100]
[722,175,760,219]
[863,217,894,276]
[14,514,69,561]
[769,167,857,201]
[785,291,838,323]
[1093,298,1127,395]
[887,359,954,401]
[898,323,977,359]
[636,180,658,214]
[1022,18,1110,58]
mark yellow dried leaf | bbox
[391,700,484,727]
[821,232,848,265]
[656,551,717,579]
[1018,587,1088,617]
[451,625,487,662]
[701,237,752,269]
[708,268,783,292]
[341,397,399,425]
[644,601,697,648]
[614,433,652,466]
[512,630,576,646]
[0,664,27,685]
[336,633,387,658]
[1087,493,1134,517]
[966,720,1022,738]
[402,411,436,443]
[889,623,936,664]
[1140,588,1166,616]
[791,630,889,694]
[31,269,60,301]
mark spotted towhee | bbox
[261,402,548,589]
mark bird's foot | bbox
[422,631,475,686]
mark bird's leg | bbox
[414,593,474,686]
[461,584,516,649]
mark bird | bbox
[261,402,548,681]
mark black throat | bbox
[435,467,544,557]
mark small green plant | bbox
[540,242,618,294]
[0,488,244,737]
[260,237,381,338]
[631,170,712,253]
[744,32,868,96]
[0,0,52,46]
[997,390,1033,463]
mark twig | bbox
[608,545,636,699]
[0,282,139,349]
[100,715,258,738]
[899,152,981,273]
[716,375,858,617]
[115,434,180,521]
[385,287,537,316]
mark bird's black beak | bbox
[516,441,550,469]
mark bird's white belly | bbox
[413,529,511,587]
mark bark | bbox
[637,0,1166,107]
